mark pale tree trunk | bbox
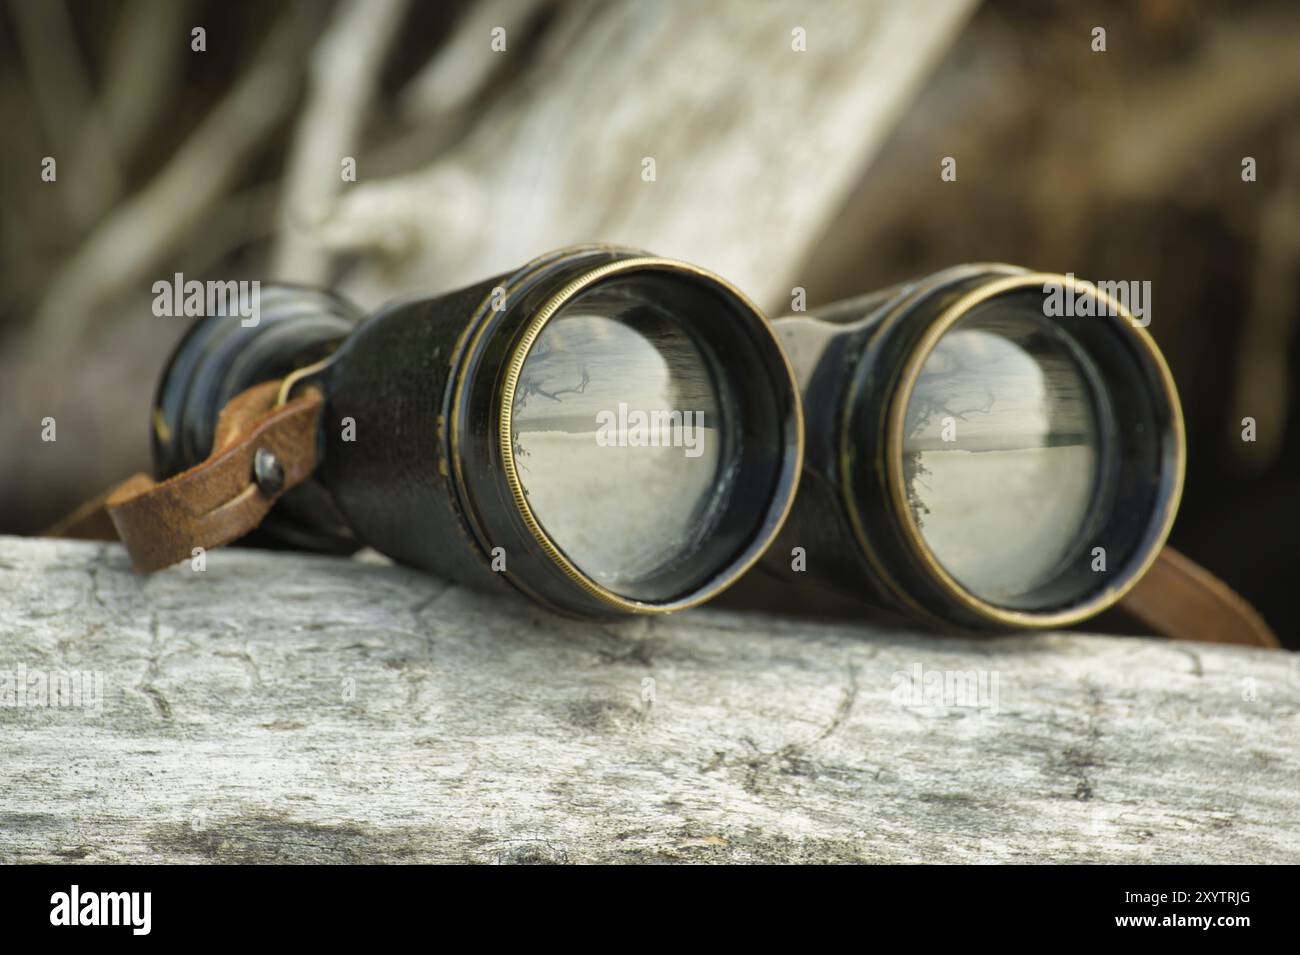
[285,0,980,313]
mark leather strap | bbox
[1118,547,1280,648]
[48,380,324,572]
[43,484,122,542]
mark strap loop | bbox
[99,379,323,572]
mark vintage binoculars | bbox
[147,247,1183,629]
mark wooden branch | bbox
[99,0,190,170]
[318,0,980,313]
[396,0,556,122]
[271,0,411,283]
[10,0,125,229]
[1,536,1295,864]
[22,10,313,361]
[1095,14,1300,200]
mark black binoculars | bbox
[149,246,1184,629]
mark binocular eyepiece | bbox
[149,249,1183,630]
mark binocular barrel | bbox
[766,265,1185,629]
[152,247,804,619]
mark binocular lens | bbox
[492,263,801,610]
[902,300,1104,606]
[511,281,731,598]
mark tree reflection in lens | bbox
[902,303,1102,605]
[511,285,729,598]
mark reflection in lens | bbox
[901,303,1103,604]
[511,283,730,598]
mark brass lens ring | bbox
[496,257,804,614]
[882,273,1186,628]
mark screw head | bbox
[253,448,284,496]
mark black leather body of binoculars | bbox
[143,246,1183,630]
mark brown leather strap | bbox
[43,484,122,541]
[1118,547,1280,649]
[49,379,324,572]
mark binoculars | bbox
[140,245,1184,630]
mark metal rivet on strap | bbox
[253,448,285,496]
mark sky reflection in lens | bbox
[902,305,1101,604]
[511,287,728,597]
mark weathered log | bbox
[1,536,1295,863]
